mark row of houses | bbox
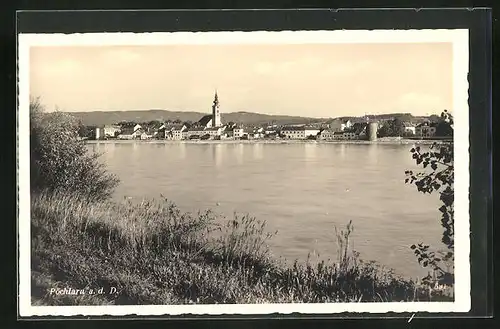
[94,119,439,141]
[317,121,438,140]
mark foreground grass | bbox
[31,190,452,305]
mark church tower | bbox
[211,90,221,127]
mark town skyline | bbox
[55,107,446,118]
[30,42,453,118]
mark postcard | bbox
[18,29,470,316]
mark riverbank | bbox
[85,138,447,145]
[31,190,452,306]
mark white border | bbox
[18,29,470,317]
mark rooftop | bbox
[165,123,185,131]
[282,126,306,131]
[198,115,213,126]
[120,127,135,135]
[187,127,207,132]
[417,121,439,128]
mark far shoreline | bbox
[85,138,449,145]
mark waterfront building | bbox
[140,131,153,140]
[183,127,208,139]
[332,131,344,140]
[281,126,320,139]
[195,90,223,129]
[95,127,104,140]
[117,125,143,139]
[233,127,245,139]
[415,121,437,137]
[402,122,416,135]
[164,123,187,140]
[204,126,225,138]
[319,129,335,140]
[103,125,121,138]
[329,119,353,132]
[342,131,358,140]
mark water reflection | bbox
[106,143,115,154]
[236,143,244,165]
[339,144,346,159]
[212,143,224,167]
[367,144,379,166]
[131,142,140,160]
[179,142,186,159]
[304,143,317,164]
[87,142,442,278]
[253,143,263,160]
[99,143,115,162]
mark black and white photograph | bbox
[18,29,470,316]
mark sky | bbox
[30,43,453,118]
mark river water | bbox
[88,141,443,279]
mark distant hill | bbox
[64,109,433,127]
[64,109,329,127]
[330,113,431,124]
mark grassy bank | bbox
[31,190,451,306]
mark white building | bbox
[204,126,224,138]
[233,127,245,139]
[140,132,153,140]
[281,126,320,139]
[164,124,187,140]
[402,122,416,135]
[342,131,358,140]
[104,125,121,138]
[326,130,359,140]
[329,119,353,132]
[95,127,104,140]
[184,127,207,139]
[172,125,186,140]
[319,129,335,140]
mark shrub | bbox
[30,97,119,201]
[32,191,441,305]
[212,213,277,267]
[405,110,454,292]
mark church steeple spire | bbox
[213,89,219,108]
[211,89,221,127]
